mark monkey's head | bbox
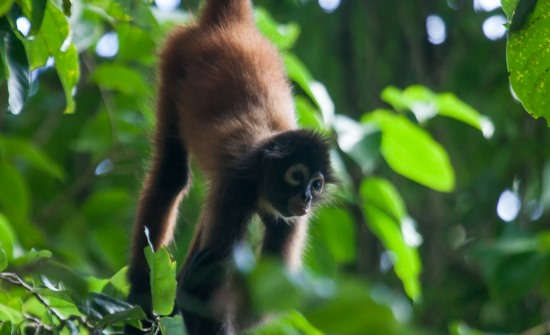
[258,130,335,218]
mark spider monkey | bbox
[127,0,334,333]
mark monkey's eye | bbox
[311,177,324,194]
[284,163,309,186]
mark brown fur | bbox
[128,0,316,333]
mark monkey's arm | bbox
[178,176,256,334]
[261,215,310,272]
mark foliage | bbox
[504,0,550,122]
[0,0,550,334]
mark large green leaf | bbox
[145,246,177,316]
[29,0,47,35]
[0,136,64,179]
[3,30,31,115]
[360,178,422,300]
[315,207,356,265]
[506,0,550,122]
[22,0,80,113]
[363,110,455,192]
[381,85,492,137]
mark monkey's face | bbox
[258,129,335,218]
[261,160,328,218]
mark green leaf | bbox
[22,0,79,113]
[0,0,15,17]
[509,0,538,32]
[255,8,300,50]
[0,214,16,260]
[145,247,177,316]
[29,0,47,35]
[0,303,23,323]
[315,207,356,265]
[295,95,325,131]
[109,266,130,296]
[360,178,422,300]
[160,315,188,335]
[55,44,79,113]
[77,292,147,326]
[283,53,318,108]
[502,0,521,19]
[0,248,7,272]
[4,30,31,115]
[116,23,155,65]
[85,0,131,22]
[249,310,323,335]
[0,137,65,179]
[91,63,149,96]
[11,248,52,267]
[334,115,381,173]
[23,1,68,68]
[363,110,455,192]
[381,86,491,136]
[506,0,550,121]
[361,178,407,220]
[0,320,13,335]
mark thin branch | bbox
[0,272,65,322]
[0,272,95,332]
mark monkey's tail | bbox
[127,65,191,316]
[200,0,254,27]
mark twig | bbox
[0,272,95,332]
[0,272,65,322]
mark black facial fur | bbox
[259,130,334,217]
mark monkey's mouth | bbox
[288,197,311,217]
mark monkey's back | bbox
[158,20,297,176]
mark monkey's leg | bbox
[178,178,256,335]
[261,215,309,272]
[128,110,190,317]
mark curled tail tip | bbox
[200,0,254,27]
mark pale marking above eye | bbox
[284,163,309,186]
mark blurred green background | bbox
[1,0,550,334]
